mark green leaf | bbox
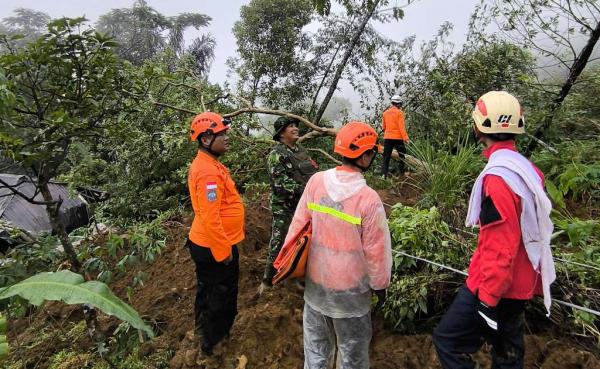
[0,312,7,360]
[545,180,565,209]
[0,342,7,359]
[418,298,428,314]
[0,270,154,337]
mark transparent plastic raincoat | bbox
[284,167,392,318]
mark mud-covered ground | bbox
[5,192,600,369]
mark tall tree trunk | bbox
[39,181,81,271]
[309,44,343,119]
[526,20,600,155]
[313,0,381,125]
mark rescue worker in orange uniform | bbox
[186,112,245,355]
[381,94,409,176]
[285,122,392,369]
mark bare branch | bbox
[151,101,198,115]
[524,132,558,154]
[229,94,253,109]
[298,129,333,142]
[223,107,338,139]
[0,177,57,205]
[166,80,203,96]
[307,148,342,165]
[205,94,230,107]
[564,0,595,32]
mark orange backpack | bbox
[272,221,312,285]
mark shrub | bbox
[407,137,483,224]
[383,204,471,331]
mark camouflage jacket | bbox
[267,143,318,209]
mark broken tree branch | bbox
[224,107,338,139]
[307,148,342,165]
[524,132,558,154]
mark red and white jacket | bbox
[466,141,544,307]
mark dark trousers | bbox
[187,240,239,351]
[433,285,525,369]
[381,139,406,176]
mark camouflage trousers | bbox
[263,207,293,284]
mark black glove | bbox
[374,289,386,308]
[477,301,498,331]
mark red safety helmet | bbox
[334,121,380,159]
[189,112,230,141]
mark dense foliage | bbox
[1,0,600,366]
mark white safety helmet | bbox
[472,91,525,135]
[391,95,401,103]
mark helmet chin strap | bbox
[200,134,221,157]
[354,149,377,172]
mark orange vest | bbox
[382,106,408,140]
[188,150,245,261]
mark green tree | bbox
[96,0,214,72]
[0,8,51,46]
[61,55,233,220]
[229,0,411,135]
[469,0,600,152]
[389,30,537,147]
[0,18,134,270]
[231,0,314,108]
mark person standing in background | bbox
[381,95,409,177]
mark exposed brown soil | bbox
[5,190,600,369]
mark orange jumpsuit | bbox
[188,150,245,261]
[382,105,408,141]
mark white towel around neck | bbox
[466,149,556,316]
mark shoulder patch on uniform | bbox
[206,182,217,202]
[480,195,502,226]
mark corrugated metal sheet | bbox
[0,174,89,234]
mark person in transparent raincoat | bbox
[283,121,392,369]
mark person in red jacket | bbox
[381,94,409,177]
[187,112,245,356]
[433,91,552,369]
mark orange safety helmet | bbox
[189,111,230,141]
[334,121,380,159]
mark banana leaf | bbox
[0,271,153,337]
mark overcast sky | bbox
[0,0,481,86]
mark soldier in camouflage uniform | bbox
[259,117,318,293]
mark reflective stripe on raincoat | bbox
[284,168,392,318]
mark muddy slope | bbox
[5,193,600,369]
